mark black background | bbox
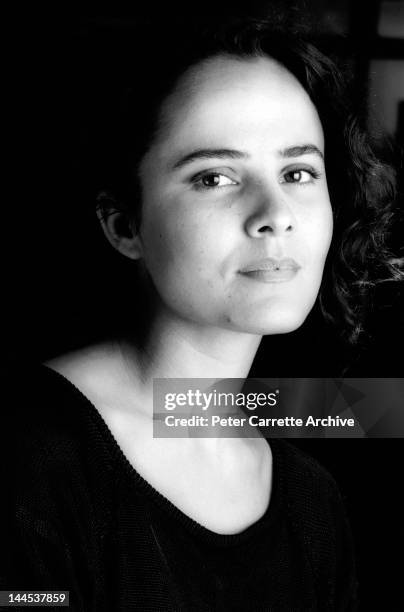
[6,2,404,610]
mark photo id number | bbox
[0,591,69,607]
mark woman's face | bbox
[137,55,333,335]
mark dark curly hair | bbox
[91,16,403,344]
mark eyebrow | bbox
[170,143,324,171]
[171,148,248,170]
[280,144,324,160]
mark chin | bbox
[227,306,312,336]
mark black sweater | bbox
[3,365,357,611]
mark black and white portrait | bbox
[3,2,403,610]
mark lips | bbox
[239,257,301,283]
[240,257,300,273]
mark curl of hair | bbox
[320,116,403,343]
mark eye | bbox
[282,168,320,184]
[192,172,238,190]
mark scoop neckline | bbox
[39,362,284,548]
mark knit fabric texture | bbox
[3,365,357,611]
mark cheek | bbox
[140,214,182,270]
[321,206,334,256]
[304,201,333,263]
[140,206,228,284]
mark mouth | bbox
[238,257,301,283]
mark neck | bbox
[118,305,262,396]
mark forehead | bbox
[151,55,324,159]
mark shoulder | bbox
[271,440,357,605]
[3,361,116,538]
[4,361,91,442]
[5,359,83,420]
[2,362,116,603]
[270,439,347,533]
[44,341,136,414]
[2,360,116,491]
[272,438,339,494]
[45,342,114,394]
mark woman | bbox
[6,16,400,610]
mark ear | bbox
[96,193,143,261]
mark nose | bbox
[244,186,295,238]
